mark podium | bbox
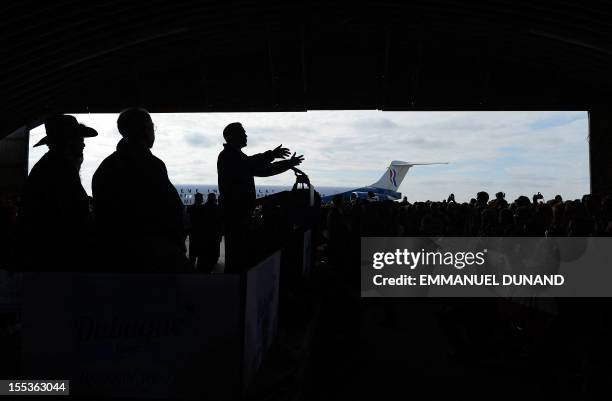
[20,251,281,400]
[256,168,318,281]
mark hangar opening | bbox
[24,110,590,203]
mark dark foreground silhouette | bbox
[16,115,97,270]
[3,113,612,400]
[92,108,189,272]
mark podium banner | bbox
[22,272,242,400]
[243,251,281,387]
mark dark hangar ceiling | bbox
[3,1,612,139]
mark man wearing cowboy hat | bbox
[18,114,98,270]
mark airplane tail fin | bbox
[370,160,448,191]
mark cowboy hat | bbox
[33,115,98,147]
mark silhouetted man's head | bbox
[194,192,204,205]
[49,137,85,166]
[515,195,531,208]
[117,108,155,149]
[476,191,489,205]
[207,193,217,204]
[223,122,247,149]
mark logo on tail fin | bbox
[389,168,397,187]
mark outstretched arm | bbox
[254,152,304,177]
[246,144,290,171]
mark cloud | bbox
[396,137,456,149]
[184,132,211,147]
[351,117,398,129]
[529,112,587,130]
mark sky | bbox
[28,110,590,202]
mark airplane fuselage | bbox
[175,184,352,205]
[320,186,402,204]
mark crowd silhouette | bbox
[1,109,611,274]
[323,190,612,273]
[324,190,612,240]
[187,192,222,272]
[2,110,612,399]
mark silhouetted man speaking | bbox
[218,122,303,272]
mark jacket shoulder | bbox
[93,152,120,177]
[150,153,168,169]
